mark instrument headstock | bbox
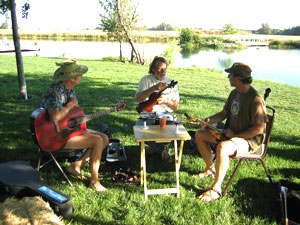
[168,80,178,88]
[115,101,127,112]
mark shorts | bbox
[230,137,249,157]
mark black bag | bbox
[98,123,112,140]
[98,123,112,161]
[279,179,300,225]
[0,161,72,217]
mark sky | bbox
[0,0,299,31]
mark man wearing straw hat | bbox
[41,59,109,192]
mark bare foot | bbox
[66,165,87,180]
[89,181,107,192]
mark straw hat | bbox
[53,59,88,81]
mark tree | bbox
[150,22,173,31]
[99,0,145,64]
[0,0,28,100]
[0,22,8,29]
[257,23,272,35]
[221,24,238,35]
[99,0,127,61]
[179,28,193,45]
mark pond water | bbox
[5,40,300,87]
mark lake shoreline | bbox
[1,29,300,43]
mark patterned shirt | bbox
[41,81,76,109]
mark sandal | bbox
[192,167,215,179]
[197,188,222,202]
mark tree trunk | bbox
[119,41,123,62]
[10,0,27,100]
[116,0,144,65]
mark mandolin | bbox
[184,113,227,141]
[136,80,178,113]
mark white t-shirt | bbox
[136,74,179,113]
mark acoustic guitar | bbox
[30,101,126,152]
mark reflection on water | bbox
[218,57,234,70]
[3,40,300,86]
[174,47,300,87]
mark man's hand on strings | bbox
[154,82,167,91]
[157,96,169,104]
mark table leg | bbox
[174,140,180,198]
[140,141,144,186]
[178,140,184,171]
[140,141,148,199]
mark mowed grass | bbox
[0,55,299,225]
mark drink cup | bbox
[160,117,167,128]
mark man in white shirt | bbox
[135,56,180,163]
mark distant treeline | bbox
[275,26,300,35]
[148,22,300,36]
[253,23,300,36]
[149,22,174,31]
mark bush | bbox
[179,28,193,45]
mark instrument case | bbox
[0,161,72,217]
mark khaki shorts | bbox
[230,137,249,157]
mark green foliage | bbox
[0,22,8,29]
[101,56,130,62]
[162,40,180,65]
[1,55,299,224]
[257,23,272,34]
[221,24,239,35]
[179,28,245,50]
[269,39,300,49]
[0,0,30,18]
[0,0,10,14]
[99,0,127,43]
[149,22,174,31]
[279,26,300,35]
[179,28,193,45]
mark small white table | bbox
[133,124,191,199]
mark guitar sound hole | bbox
[67,119,77,128]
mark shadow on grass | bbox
[67,215,117,225]
[232,178,281,223]
[267,134,300,162]
[277,168,300,179]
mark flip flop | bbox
[192,168,215,179]
[197,188,222,202]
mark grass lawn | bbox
[0,55,299,224]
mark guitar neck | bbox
[79,107,116,124]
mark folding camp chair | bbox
[223,104,275,195]
[30,108,85,187]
